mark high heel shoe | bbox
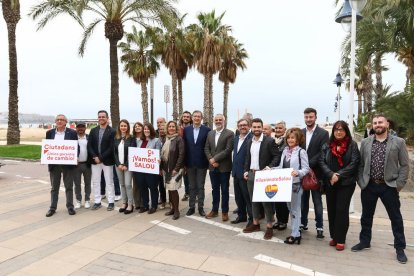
[124,205,134,215]
[119,204,128,213]
[284,236,301,245]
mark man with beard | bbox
[352,114,410,264]
[242,118,280,240]
[204,114,234,221]
[301,107,329,239]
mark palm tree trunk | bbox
[141,82,149,123]
[171,71,178,122]
[374,52,383,101]
[178,78,183,116]
[3,1,20,145]
[203,74,209,125]
[365,61,373,113]
[109,38,120,128]
[208,73,214,128]
[357,92,363,116]
[223,80,229,127]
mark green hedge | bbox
[0,145,41,160]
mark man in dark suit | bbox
[301,107,329,239]
[242,118,280,240]
[183,110,211,216]
[231,118,252,225]
[352,114,409,264]
[45,114,78,217]
[204,114,234,221]
[87,110,116,211]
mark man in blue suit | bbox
[183,110,211,216]
[231,118,253,225]
[45,114,78,217]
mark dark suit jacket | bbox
[46,128,78,171]
[87,125,116,166]
[302,125,329,180]
[183,124,211,169]
[204,128,234,172]
[232,132,252,178]
[244,135,280,173]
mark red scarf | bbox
[329,136,350,167]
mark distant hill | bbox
[0,112,54,124]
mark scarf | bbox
[161,134,178,162]
[274,135,285,146]
[329,136,350,167]
[285,146,299,161]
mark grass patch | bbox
[0,145,41,160]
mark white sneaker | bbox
[84,201,91,209]
[114,195,122,201]
[75,200,81,209]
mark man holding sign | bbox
[45,114,78,217]
[242,118,280,240]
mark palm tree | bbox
[218,37,247,123]
[187,10,231,127]
[154,15,191,122]
[2,0,20,145]
[30,0,177,127]
[119,26,160,123]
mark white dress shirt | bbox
[54,128,66,140]
[250,133,263,170]
[215,129,223,146]
[305,125,317,150]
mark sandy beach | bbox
[0,127,49,142]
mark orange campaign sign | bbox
[128,147,160,175]
[252,169,293,202]
[40,139,78,165]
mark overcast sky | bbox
[0,0,406,128]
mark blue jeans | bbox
[301,188,323,229]
[209,170,230,213]
[360,182,406,249]
[288,183,303,238]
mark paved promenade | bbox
[0,159,413,275]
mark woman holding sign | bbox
[319,120,360,251]
[114,119,136,214]
[135,123,162,214]
[161,121,185,220]
[275,128,309,245]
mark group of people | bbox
[45,107,410,264]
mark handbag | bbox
[298,149,320,190]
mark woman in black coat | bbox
[319,120,360,251]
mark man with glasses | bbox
[45,114,78,217]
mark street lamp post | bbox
[150,74,154,125]
[333,72,344,121]
[335,0,366,135]
[164,85,170,120]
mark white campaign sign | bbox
[252,169,293,202]
[128,147,160,175]
[40,139,78,165]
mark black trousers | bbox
[159,175,167,203]
[359,182,406,249]
[325,183,355,243]
[233,176,252,221]
[275,202,289,224]
[49,165,74,210]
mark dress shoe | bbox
[186,208,195,216]
[198,208,206,217]
[351,243,371,252]
[91,203,102,210]
[68,208,76,215]
[264,227,273,240]
[336,243,345,251]
[45,209,55,217]
[148,208,157,214]
[273,222,287,231]
[107,203,115,211]
[243,223,260,233]
[206,211,218,219]
[396,249,407,264]
[124,207,134,215]
[138,207,149,213]
[222,213,229,222]
[329,239,337,246]
[231,217,247,224]
[119,204,128,213]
